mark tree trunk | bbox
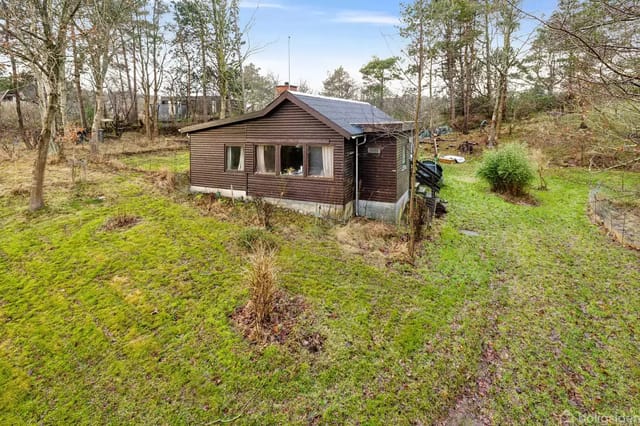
[488,73,507,147]
[71,27,88,130]
[9,43,29,149]
[462,43,470,134]
[445,22,456,125]
[91,86,104,155]
[200,41,208,119]
[484,0,492,101]
[56,59,67,162]
[144,91,151,139]
[30,83,58,211]
[408,17,425,261]
[186,54,192,120]
[132,31,138,125]
[58,59,67,136]
[120,31,133,123]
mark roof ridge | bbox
[290,91,372,106]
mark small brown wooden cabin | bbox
[180,90,411,222]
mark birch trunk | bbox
[30,80,58,211]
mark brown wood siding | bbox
[189,100,352,206]
[396,136,410,198]
[247,100,341,140]
[343,140,355,204]
[190,123,247,191]
[358,135,398,203]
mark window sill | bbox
[307,175,334,180]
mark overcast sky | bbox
[238,0,559,93]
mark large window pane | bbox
[401,140,408,167]
[281,145,303,176]
[226,146,244,171]
[308,145,333,177]
[255,145,275,174]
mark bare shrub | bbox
[530,148,549,190]
[153,168,176,192]
[0,137,16,160]
[253,195,275,229]
[0,102,40,130]
[246,243,278,338]
[68,158,87,185]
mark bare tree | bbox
[0,0,82,211]
[4,31,31,148]
[76,0,138,154]
[134,0,167,140]
[401,0,439,259]
[487,0,522,147]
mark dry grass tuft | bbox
[231,244,324,350]
[152,168,176,192]
[10,186,30,197]
[246,243,278,335]
[334,218,410,266]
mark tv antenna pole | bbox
[287,35,291,89]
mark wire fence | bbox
[588,188,640,250]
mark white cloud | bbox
[239,1,286,9]
[334,11,399,26]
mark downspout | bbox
[354,134,367,217]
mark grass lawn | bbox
[0,152,638,424]
[118,151,190,173]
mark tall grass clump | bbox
[247,243,278,334]
[477,143,535,196]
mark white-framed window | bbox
[225,145,244,171]
[400,140,408,169]
[255,145,276,174]
[308,145,334,177]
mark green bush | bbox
[237,227,280,252]
[477,144,535,196]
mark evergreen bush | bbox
[477,144,535,196]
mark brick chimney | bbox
[275,82,298,96]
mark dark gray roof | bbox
[179,90,405,137]
[289,92,400,136]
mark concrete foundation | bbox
[357,190,409,223]
[190,186,406,223]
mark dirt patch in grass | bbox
[334,218,410,266]
[495,191,540,206]
[231,291,324,352]
[101,214,141,231]
[438,309,502,426]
